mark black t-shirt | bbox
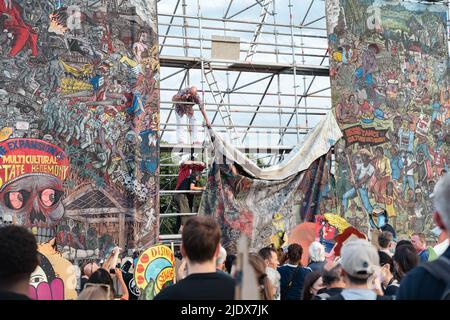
[80,277,89,291]
[177,176,195,191]
[384,283,399,297]
[153,272,236,300]
[0,290,31,300]
[122,272,140,300]
[314,287,344,300]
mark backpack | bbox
[420,255,450,300]
[280,266,302,300]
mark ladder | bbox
[247,0,273,62]
[203,61,240,143]
[205,0,273,144]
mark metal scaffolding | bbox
[157,0,450,243]
[157,0,333,244]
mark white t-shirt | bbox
[405,154,415,176]
[266,267,281,300]
[356,163,375,188]
[433,239,449,257]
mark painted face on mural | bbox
[0,175,64,240]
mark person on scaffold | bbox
[173,86,210,144]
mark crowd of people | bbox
[1,173,450,300]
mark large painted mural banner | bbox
[326,0,449,239]
[0,0,160,279]
[199,152,335,253]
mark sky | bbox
[157,0,331,150]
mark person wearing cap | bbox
[397,173,450,299]
[327,239,388,300]
[342,148,374,216]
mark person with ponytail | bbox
[248,254,274,300]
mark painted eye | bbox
[40,189,63,207]
[32,275,46,283]
[5,191,30,210]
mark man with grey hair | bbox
[307,241,326,272]
[397,174,450,300]
[216,245,227,273]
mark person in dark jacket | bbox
[397,174,450,299]
[378,251,399,297]
[277,243,311,300]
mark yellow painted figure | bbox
[270,212,288,250]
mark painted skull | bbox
[0,175,65,242]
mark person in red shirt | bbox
[174,155,206,233]
[176,155,206,189]
[0,0,38,57]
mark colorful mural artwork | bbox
[199,113,342,252]
[29,239,78,300]
[326,0,449,240]
[0,0,160,266]
[134,244,175,300]
[199,154,336,252]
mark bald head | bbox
[83,262,99,278]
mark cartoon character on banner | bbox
[134,245,175,300]
[270,212,288,250]
[369,206,396,240]
[315,215,339,253]
[0,139,69,244]
[315,214,365,259]
[29,239,77,300]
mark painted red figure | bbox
[0,0,38,57]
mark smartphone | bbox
[121,261,132,273]
[109,269,115,274]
